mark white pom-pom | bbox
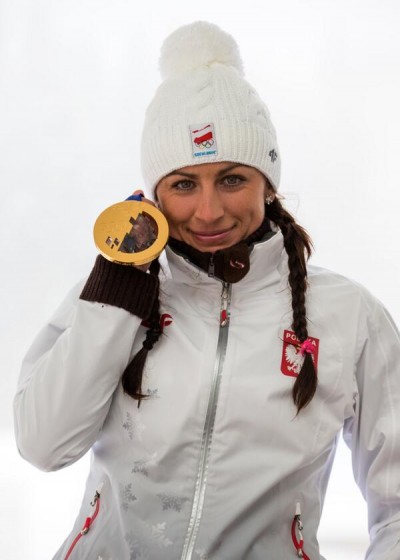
[159,21,244,80]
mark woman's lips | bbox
[190,227,235,244]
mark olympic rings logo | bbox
[197,139,214,149]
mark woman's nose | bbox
[193,186,225,223]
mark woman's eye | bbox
[172,180,194,191]
[223,175,244,186]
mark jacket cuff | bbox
[80,255,159,319]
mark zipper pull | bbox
[81,517,92,535]
[291,502,305,558]
[208,254,215,277]
[295,502,303,530]
[220,283,230,327]
[90,483,103,507]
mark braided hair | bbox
[121,258,162,404]
[122,199,317,413]
[265,197,317,413]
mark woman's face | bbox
[156,162,273,252]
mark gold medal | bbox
[93,199,169,266]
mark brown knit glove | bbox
[80,255,159,319]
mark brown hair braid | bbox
[265,197,317,413]
[121,258,162,404]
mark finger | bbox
[130,190,156,207]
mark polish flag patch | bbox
[189,123,218,158]
[281,330,319,377]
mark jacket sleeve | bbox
[13,257,159,472]
[343,296,400,559]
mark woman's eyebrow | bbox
[165,164,247,180]
[165,170,197,179]
[215,164,247,177]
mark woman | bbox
[14,21,400,559]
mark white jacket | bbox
[14,232,400,559]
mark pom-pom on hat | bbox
[141,21,281,193]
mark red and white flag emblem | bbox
[189,123,218,158]
[281,330,319,377]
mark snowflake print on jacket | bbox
[122,411,146,441]
[125,522,173,560]
[120,482,137,511]
[131,452,158,477]
[157,493,188,512]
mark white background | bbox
[1,1,399,558]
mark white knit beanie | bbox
[141,21,281,193]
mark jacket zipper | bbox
[64,484,103,560]
[180,282,232,560]
[208,254,215,277]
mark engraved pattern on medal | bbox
[119,213,157,254]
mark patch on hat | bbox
[189,123,218,158]
[281,329,319,377]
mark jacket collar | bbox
[165,228,288,293]
[167,217,274,284]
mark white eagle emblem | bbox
[284,345,304,374]
[281,330,320,377]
